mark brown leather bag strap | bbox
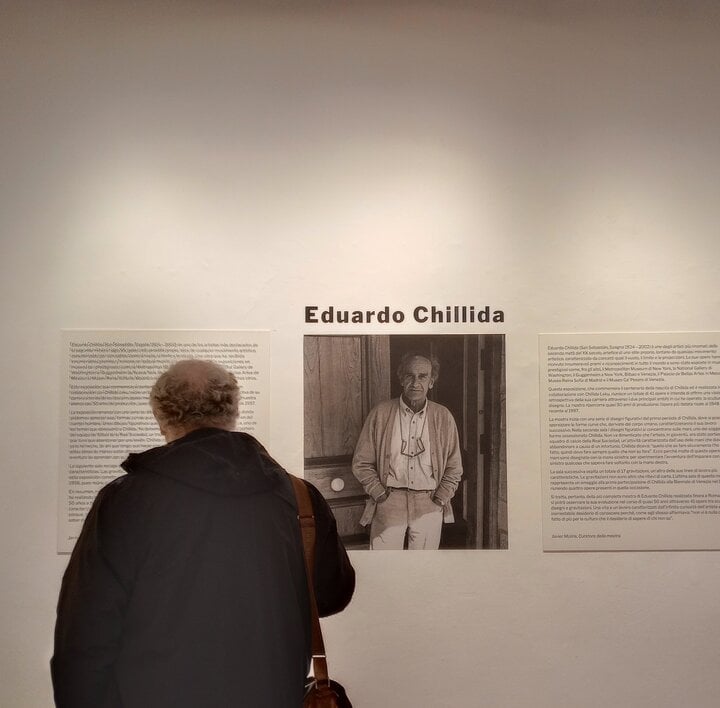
[290,475,330,687]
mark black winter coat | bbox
[51,428,355,707]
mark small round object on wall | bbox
[330,477,345,492]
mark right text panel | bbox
[540,332,720,551]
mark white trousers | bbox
[370,488,443,550]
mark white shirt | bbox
[386,398,435,490]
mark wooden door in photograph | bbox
[304,336,390,548]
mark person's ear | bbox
[152,409,169,440]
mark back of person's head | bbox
[150,359,239,436]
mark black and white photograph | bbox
[304,334,507,550]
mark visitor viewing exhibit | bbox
[2,2,720,706]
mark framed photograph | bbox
[303,334,507,550]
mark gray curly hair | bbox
[396,351,440,382]
[150,359,239,430]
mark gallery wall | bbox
[2,2,720,706]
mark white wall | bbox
[2,2,720,706]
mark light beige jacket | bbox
[351,398,463,526]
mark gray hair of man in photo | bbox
[396,351,441,382]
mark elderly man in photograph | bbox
[352,351,463,550]
[52,359,354,708]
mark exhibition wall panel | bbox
[2,3,720,706]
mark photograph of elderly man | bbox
[352,352,462,550]
[303,334,507,551]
